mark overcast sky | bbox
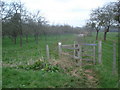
[5,0,118,27]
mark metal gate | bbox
[58,41,97,65]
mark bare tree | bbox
[90,7,104,40]
[9,1,27,47]
[102,2,117,40]
[89,2,118,40]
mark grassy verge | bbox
[2,32,118,88]
[3,67,80,88]
[84,32,118,88]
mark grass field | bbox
[2,32,119,88]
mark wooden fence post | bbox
[46,45,50,60]
[93,41,96,64]
[58,42,62,58]
[73,41,76,59]
[77,44,82,66]
[98,41,102,64]
[78,44,82,66]
[112,42,116,74]
[78,44,80,58]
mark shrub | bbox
[17,60,62,72]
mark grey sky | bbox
[5,0,118,27]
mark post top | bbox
[58,42,62,45]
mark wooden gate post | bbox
[73,41,76,59]
[78,44,82,66]
[58,42,62,58]
[98,41,102,64]
[46,44,50,60]
[112,42,116,74]
[77,44,80,59]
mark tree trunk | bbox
[34,33,38,44]
[20,34,22,47]
[96,30,99,40]
[104,26,109,41]
[34,34,36,44]
[20,25,22,47]
[13,31,17,44]
[104,31,107,41]
[10,36,14,42]
[35,34,38,44]
[36,35,38,44]
[26,34,28,43]
[14,37,16,44]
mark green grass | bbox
[2,34,75,64]
[3,34,84,88]
[2,32,119,88]
[97,32,118,88]
[3,67,81,88]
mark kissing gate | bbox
[58,41,102,66]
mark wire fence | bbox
[41,33,118,87]
[44,35,118,74]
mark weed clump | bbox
[17,60,62,72]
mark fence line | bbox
[98,41,102,64]
[45,40,117,75]
[93,41,96,64]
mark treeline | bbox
[2,1,90,47]
[87,1,119,40]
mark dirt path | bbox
[49,55,99,88]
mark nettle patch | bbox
[17,60,63,73]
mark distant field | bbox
[2,32,118,88]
